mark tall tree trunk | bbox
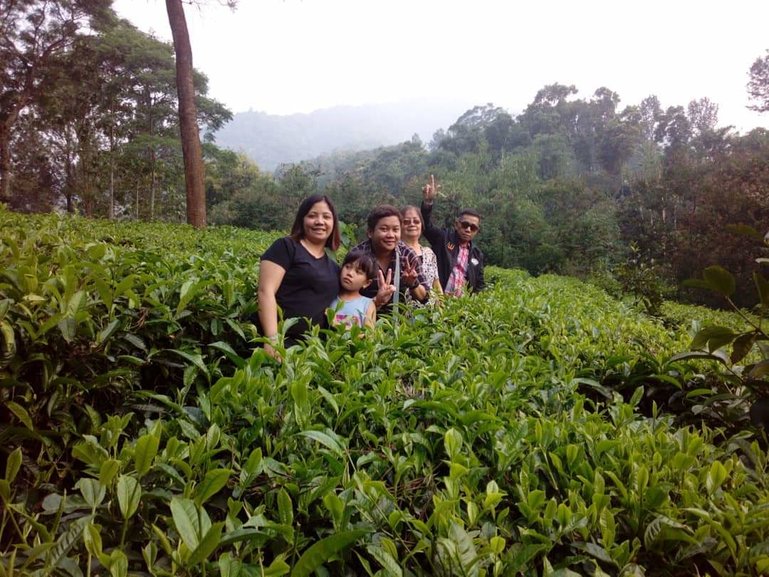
[0,107,22,205]
[165,0,206,228]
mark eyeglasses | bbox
[402,218,421,225]
[458,221,479,232]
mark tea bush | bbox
[2,209,768,577]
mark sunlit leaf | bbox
[290,530,367,577]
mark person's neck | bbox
[338,289,361,301]
[301,238,326,257]
[374,245,394,262]
[403,237,421,252]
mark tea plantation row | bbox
[1,209,767,576]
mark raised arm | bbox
[421,175,443,247]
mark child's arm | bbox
[364,300,376,328]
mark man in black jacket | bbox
[420,178,485,296]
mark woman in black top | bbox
[257,195,341,358]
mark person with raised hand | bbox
[257,194,341,359]
[351,204,429,313]
[421,175,485,296]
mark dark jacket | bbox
[421,202,485,293]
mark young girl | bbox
[329,251,377,328]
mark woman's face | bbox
[401,209,422,241]
[368,215,401,254]
[302,201,335,244]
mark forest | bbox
[3,3,769,311]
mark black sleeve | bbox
[421,201,444,248]
[476,253,486,292]
[261,237,295,270]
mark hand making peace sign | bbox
[374,268,396,308]
[422,174,441,202]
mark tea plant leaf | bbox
[0,319,16,368]
[208,340,246,369]
[706,461,728,495]
[116,475,141,520]
[218,552,241,577]
[367,544,403,577]
[176,278,202,319]
[668,350,728,365]
[108,549,128,577]
[643,515,692,549]
[263,555,291,577]
[5,447,22,483]
[162,348,210,379]
[187,521,224,566]
[6,401,33,430]
[134,432,160,479]
[690,325,737,352]
[299,430,346,459]
[702,266,736,297]
[170,497,211,552]
[77,478,106,509]
[97,319,121,345]
[195,468,232,505]
[730,333,757,364]
[42,516,90,574]
[444,428,463,460]
[290,530,368,577]
[277,488,294,526]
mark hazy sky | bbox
[113,0,769,133]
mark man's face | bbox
[454,214,480,244]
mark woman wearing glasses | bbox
[400,205,442,303]
[421,176,485,296]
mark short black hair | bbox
[342,250,376,280]
[366,205,401,231]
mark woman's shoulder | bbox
[261,236,296,263]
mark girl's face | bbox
[340,262,371,292]
[368,215,400,254]
[302,201,334,244]
[401,209,422,241]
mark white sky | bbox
[113,0,769,133]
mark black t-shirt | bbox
[261,237,340,338]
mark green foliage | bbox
[674,230,769,431]
[612,243,674,317]
[2,211,769,576]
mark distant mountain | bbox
[211,100,473,171]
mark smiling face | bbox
[401,208,422,243]
[454,214,481,245]
[368,215,401,255]
[302,201,335,245]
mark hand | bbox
[401,261,419,289]
[422,174,439,202]
[375,268,396,307]
[263,342,282,362]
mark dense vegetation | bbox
[4,1,768,310]
[2,210,768,576]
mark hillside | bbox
[2,209,767,575]
[212,99,474,171]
